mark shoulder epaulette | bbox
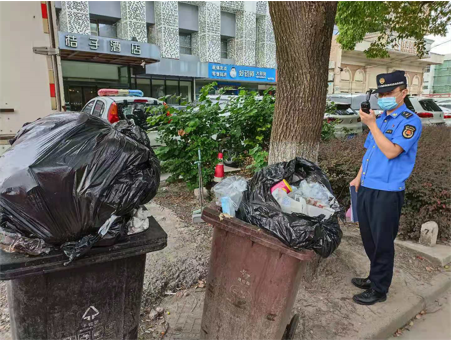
[401,111,414,119]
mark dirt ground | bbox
[0,182,448,340]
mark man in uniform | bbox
[350,70,422,305]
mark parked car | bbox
[327,93,383,116]
[405,96,445,126]
[325,102,362,138]
[431,99,451,126]
[81,89,166,146]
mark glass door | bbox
[67,86,83,111]
[83,87,97,105]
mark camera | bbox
[361,89,373,114]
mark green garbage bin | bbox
[201,207,314,340]
[0,217,167,340]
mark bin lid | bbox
[0,217,167,281]
[202,207,314,261]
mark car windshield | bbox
[419,99,442,112]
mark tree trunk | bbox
[268,2,337,164]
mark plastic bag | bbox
[213,176,248,209]
[0,112,160,261]
[127,206,152,235]
[0,227,51,256]
[237,158,343,258]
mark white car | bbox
[81,89,165,146]
[437,105,451,126]
[324,102,362,138]
[405,96,445,126]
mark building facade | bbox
[328,33,444,96]
[55,1,277,110]
[426,54,451,95]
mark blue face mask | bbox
[378,97,398,111]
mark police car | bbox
[81,89,165,127]
[81,89,166,145]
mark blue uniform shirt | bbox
[361,104,422,191]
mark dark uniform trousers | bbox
[357,186,404,294]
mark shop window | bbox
[90,20,117,38]
[166,80,179,104]
[152,79,165,100]
[136,78,151,97]
[179,33,192,55]
[180,81,192,102]
[221,39,228,59]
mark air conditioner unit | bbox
[328,72,334,81]
[329,61,335,69]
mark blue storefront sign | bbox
[208,63,276,83]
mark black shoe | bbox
[351,277,372,290]
[353,289,387,305]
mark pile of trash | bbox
[0,113,160,262]
[213,158,343,258]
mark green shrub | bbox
[224,88,275,153]
[147,83,338,186]
[246,145,269,173]
[319,126,451,242]
[147,83,226,189]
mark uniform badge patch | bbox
[401,111,413,119]
[379,78,385,85]
[402,125,416,139]
[385,129,393,134]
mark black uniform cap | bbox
[374,70,407,94]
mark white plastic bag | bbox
[213,176,248,209]
[127,207,152,235]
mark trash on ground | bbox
[0,113,160,261]
[237,157,343,258]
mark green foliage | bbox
[246,145,269,173]
[224,88,275,154]
[148,83,337,187]
[336,1,451,58]
[319,126,451,242]
[147,83,226,189]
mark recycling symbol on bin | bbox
[82,306,100,321]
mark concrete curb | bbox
[369,272,451,339]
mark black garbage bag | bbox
[0,112,160,261]
[237,157,343,258]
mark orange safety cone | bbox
[214,152,224,183]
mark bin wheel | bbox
[282,314,299,340]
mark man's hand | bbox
[359,109,377,129]
[350,177,361,192]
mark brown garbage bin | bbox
[200,207,314,340]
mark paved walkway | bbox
[163,290,204,340]
[390,289,451,340]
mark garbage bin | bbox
[200,207,314,340]
[0,217,167,340]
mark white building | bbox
[328,32,444,96]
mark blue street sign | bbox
[208,63,276,83]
